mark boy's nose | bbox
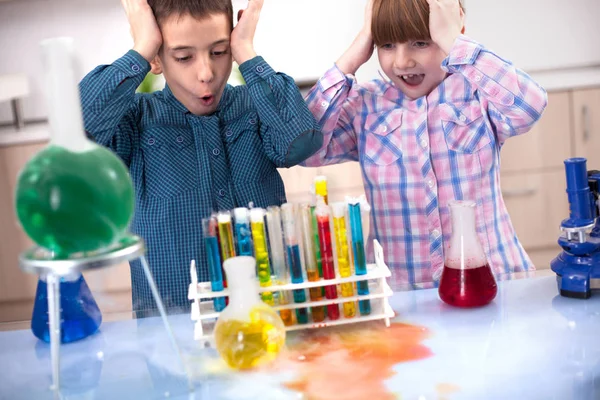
[197,66,214,83]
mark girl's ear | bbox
[460,8,466,34]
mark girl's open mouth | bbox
[400,74,425,87]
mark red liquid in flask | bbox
[438,264,497,308]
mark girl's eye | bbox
[380,43,394,50]
[413,41,429,48]
[175,56,192,62]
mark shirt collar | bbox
[381,81,426,113]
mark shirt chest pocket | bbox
[223,112,270,183]
[439,101,492,153]
[141,128,197,199]
[362,111,403,166]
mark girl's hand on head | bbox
[426,0,464,55]
[336,0,375,75]
[121,0,163,63]
[231,0,263,65]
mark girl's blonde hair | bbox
[371,0,464,46]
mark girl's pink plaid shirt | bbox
[302,35,548,290]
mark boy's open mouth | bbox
[400,74,425,87]
[199,95,214,106]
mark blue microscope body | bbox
[551,158,600,299]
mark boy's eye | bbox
[175,55,192,62]
[413,41,430,48]
[211,49,229,57]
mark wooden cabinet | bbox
[572,88,600,162]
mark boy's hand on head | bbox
[336,0,375,75]
[426,0,464,55]
[121,0,163,63]
[231,0,263,65]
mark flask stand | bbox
[18,235,191,399]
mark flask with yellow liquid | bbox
[214,256,286,370]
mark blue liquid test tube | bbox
[233,207,253,256]
[348,202,371,316]
[281,203,309,324]
[202,217,226,312]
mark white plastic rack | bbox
[188,240,395,340]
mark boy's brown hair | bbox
[371,0,464,46]
[148,0,234,31]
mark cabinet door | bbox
[573,88,600,163]
[501,170,568,249]
[0,143,46,303]
[500,92,572,174]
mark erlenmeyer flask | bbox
[438,200,497,307]
[31,272,102,343]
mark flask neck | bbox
[41,37,92,152]
[224,257,261,307]
[446,201,487,269]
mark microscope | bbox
[551,157,600,299]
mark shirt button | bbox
[213,148,220,156]
[321,101,328,108]
[218,189,226,197]
[147,138,155,145]
[474,75,482,82]
[176,136,184,143]
[427,179,435,188]
[132,64,140,72]
[420,139,428,148]
[459,115,467,122]
[256,65,264,73]
[503,123,511,131]
[249,118,256,125]
[431,229,441,238]
[382,126,388,132]
[226,129,233,137]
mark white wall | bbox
[0,0,598,124]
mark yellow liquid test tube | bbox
[332,202,356,318]
[266,206,294,326]
[314,175,328,205]
[217,211,235,261]
[300,204,326,323]
[250,208,274,306]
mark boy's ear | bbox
[150,56,163,75]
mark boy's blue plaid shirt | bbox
[79,50,322,315]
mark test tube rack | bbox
[188,239,395,340]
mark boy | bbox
[302,0,548,289]
[80,0,322,315]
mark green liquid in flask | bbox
[15,144,134,257]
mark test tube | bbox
[201,217,227,311]
[217,211,235,261]
[266,206,294,326]
[315,199,340,320]
[250,208,274,306]
[314,175,328,205]
[233,207,253,256]
[310,206,324,278]
[299,204,326,322]
[332,202,356,318]
[281,203,309,324]
[348,202,371,316]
